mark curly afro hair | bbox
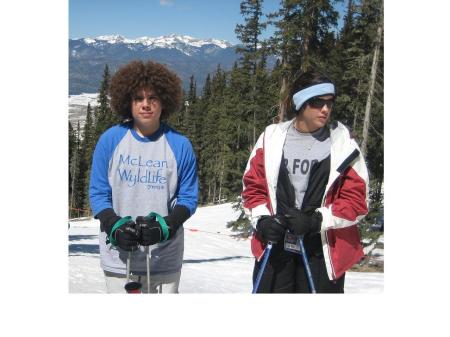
[109,60,183,121]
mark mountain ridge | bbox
[69,34,240,94]
[73,34,234,56]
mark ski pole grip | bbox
[109,216,133,246]
[145,212,170,242]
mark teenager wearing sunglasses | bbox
[242,71,369,293]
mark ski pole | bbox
[146,246,151,293]
[126,251,131,283]
[299,236,316,293]
[124,251,143,293]
[252,242,273,293]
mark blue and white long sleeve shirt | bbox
[89,121,198,276]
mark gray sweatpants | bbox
[104,270,181,293]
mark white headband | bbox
[292,83,335,110]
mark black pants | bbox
[252,244,345,293]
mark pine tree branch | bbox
[370,122,384,141]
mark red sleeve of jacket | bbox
[327,166,368,222]
[322,164,368,280]
[242,134,272,261]
[242,147,269,211]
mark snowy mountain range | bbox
[69,34,240,95]
[77,34,233,56]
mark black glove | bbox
[136,205,191,246]
[284,208,322,236]
[135,215,167,246]
[96,208,140,251]
[256,215,288,244]
[96,208,120,235]
[113,220,140,251]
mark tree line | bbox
[69,0,383,231]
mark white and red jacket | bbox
[242,120,369,280]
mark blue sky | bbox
[70,0,346,45]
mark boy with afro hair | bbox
[89,60,199,293]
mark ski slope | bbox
[69,203,383,293]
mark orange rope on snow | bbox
[185,227,249,238]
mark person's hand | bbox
[96,208,139,251]
[284,208,322,236]
[256,215,288,244]
[136,205,190,246]
[113,219,140,251]
[135,216,168,246]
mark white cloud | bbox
[160,0,174,6]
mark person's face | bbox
[299,95,334,132]
[131,87,162,135]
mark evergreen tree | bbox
[81,103,95,210]
[359,0,383,158]
[82,103,95,161]
[70,122,88,217]
[235,0,267,75]
[187,75,198,138]
[235,0,267,145]
[184,75,206,198]
[202,73,212,101]
[268,0,340,121]
[188,74,197,105]
[254,50,278,133]
[331,0,384,226]
[95,64,112,138]
[203,65,227,204]
[69,121,76,206]
[227,62,250,151]
[225,54,277,233]
[195,74,212,204]
[69,122,79,217]
[70,65,114,218]
[168,79,196,137]
[357,0,384,211]
[220,63,247,199]
[331,0,367,128]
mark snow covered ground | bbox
[69,93,99,106]
[68,93,99,129]
[69,203,383,293]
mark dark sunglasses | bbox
[308,97,334,109]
